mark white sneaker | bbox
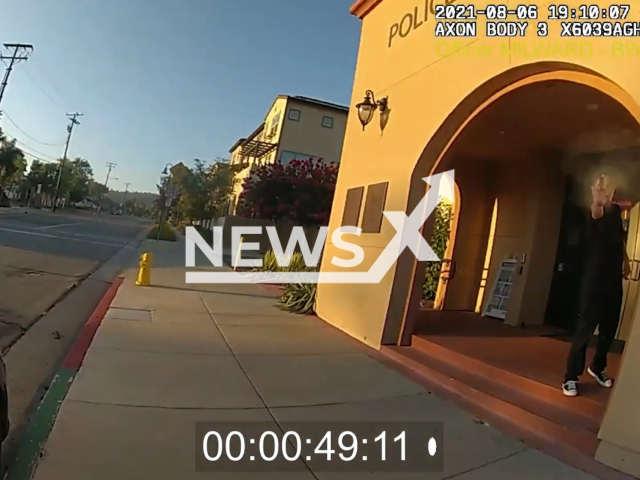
[588,367,613,388]
[562,380,578,397]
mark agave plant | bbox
[279,283,317,314]
[284,251,307,272]
[260,250,280,272]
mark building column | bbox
[596,301,640,477]
[440,161,497,311]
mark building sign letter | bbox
[389,0,458,48]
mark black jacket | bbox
[581,203,624,295]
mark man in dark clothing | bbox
[562,174,631,397]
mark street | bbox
[0,208,146,349]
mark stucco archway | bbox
[381,64,640,347]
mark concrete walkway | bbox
[27,238,600,480]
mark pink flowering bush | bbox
[236,158,338,228]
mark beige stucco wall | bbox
[317,0,640,348]
[227,98,288,210]
[316,1,640,473]
[597,295,640,476]
[262,97,288,164]
[278,99,348,164]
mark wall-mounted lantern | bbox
[162,163,173,176]
[355,90,388,131]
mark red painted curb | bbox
[62,276,124,369]
[257,283,283,297]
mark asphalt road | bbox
[0,208,146,348]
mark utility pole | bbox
[52,112,83,212]
[0,43,33,112]
[122,182,131,206]
[97,162,116,213]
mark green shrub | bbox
[258,250,319,272]
[260,250,280,272]
[279,283,317,314]
[423,201,453,300]
[148,222,177,242]
[284,251,307,272]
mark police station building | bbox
[315,0,640,476]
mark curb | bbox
[2,225,148,356]
[62,277,124,368]
[257,283,283,298]
[5,277,124,480]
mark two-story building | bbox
[227,95,348,214]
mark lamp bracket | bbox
[377,96,388,112]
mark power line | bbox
[0,111,65,146]
[19,149,55,164]
[0,43,33,110]
[22,150,57,163]
[2,132,57,162]
[1,53,69,113]
[13,138,57,160]
[19,67,67,112]
[29,54,71,109]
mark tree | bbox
[25,160,58,195]
[0,129,27,195]
[122,198,152,217]
[65,157,94,203]
[208,160,239,217]
[89,181,108,200]
[158,158,238,223]
[22,157,98,206]
[154,175,171,214]
[174,159,208,221]
[236,158,338,227]
[423,201,453,300]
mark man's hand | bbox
[592,180,613,207]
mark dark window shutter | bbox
[361,182,389,233]
[341,187,364,227]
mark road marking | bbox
[37,222,84,230]
[0,226,129,247]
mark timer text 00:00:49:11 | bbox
[202,430,412,462]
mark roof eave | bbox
[350,0,383,19]
[228,139,246,153]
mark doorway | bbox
[544,175,589,333]
[545,174,640,350]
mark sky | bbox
[0,0,361,193]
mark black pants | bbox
[565,287,622,382]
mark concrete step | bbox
[380,344,599,457]
[409,335,604,434]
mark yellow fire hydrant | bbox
[136,252,152,286]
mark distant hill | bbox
[107,190,158,205]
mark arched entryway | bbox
[384,65,640,461]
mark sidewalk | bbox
[16,237,601,480]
